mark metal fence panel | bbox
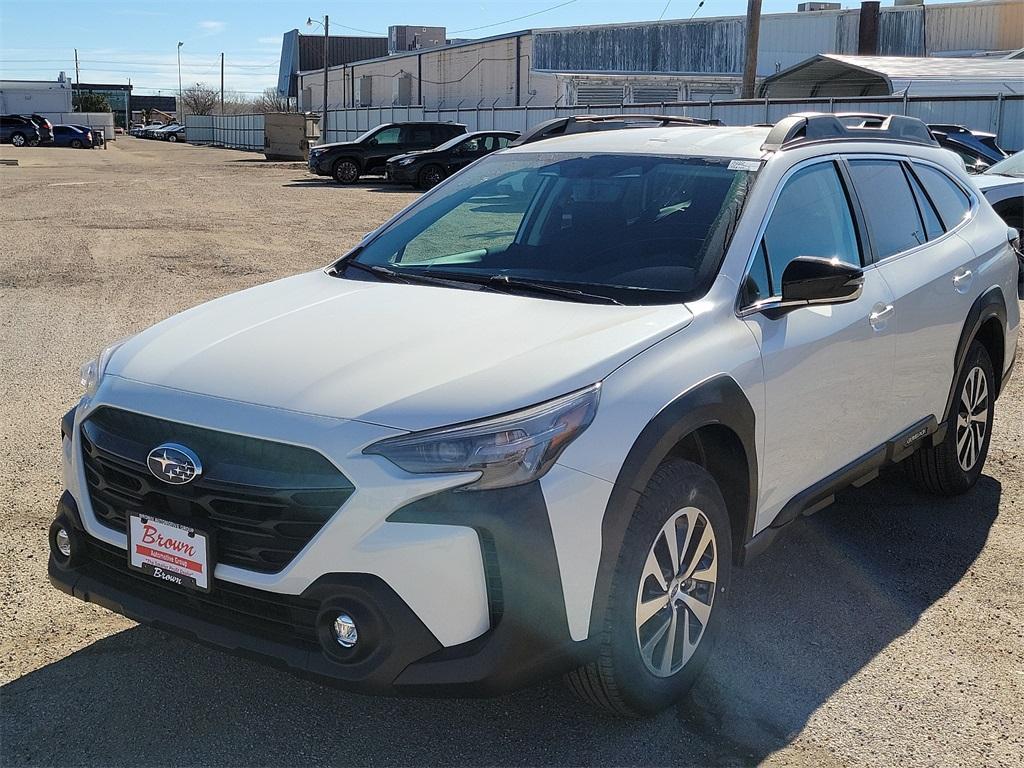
[316,94,1022,154]
[184,114,264,150]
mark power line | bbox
[452,0,579,33]
[659,1,673,21]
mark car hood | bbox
[973,173,1023,191]
[109,270,693,431]
[312,141,358,152]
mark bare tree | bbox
[253,87,293,113]
[180,83,218,116]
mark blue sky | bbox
[1,0,829,95]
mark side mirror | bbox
[780,256,864,307]
[367,138,378,147]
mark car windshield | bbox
[985,151,1024,178]
[345,152,756,305]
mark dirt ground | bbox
[1,138,1022,768]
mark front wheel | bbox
[905,339,995,495]
[565,459,732,717]
[417,164,446,190]
[332,159,360,184]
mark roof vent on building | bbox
[797,2,840,10]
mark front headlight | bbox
[397,157,418,166]
[364,384,600,491]
[80,338,130,396]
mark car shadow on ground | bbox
[1,472,1000,767]
[281,179,417,193]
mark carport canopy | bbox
[759,54,1024,98]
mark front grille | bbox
[81,407,355,573]
[80,537,320,649]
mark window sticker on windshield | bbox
[728,160,763,172]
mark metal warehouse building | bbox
[295,0,1024,110]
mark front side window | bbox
[847,159,926,259]
[369,126,401,145]
[743,161,860,304]
[346,152,756,305]
[912,163,972,231]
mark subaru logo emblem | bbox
[147,443,202,485]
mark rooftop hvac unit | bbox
[388,25,447,54]
[355,75,373,107]
[393,72,413,105]
[797,2,841,10]
[631,85,680,104]
[575,85,625,106]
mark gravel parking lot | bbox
[1,138,1022,768]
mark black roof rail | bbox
[761,112,937,152]
[511,113,723,147]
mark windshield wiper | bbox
[342,260,488,290]
[454,273,622,304]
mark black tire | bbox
[70,139,83,149]
[10,132,26,147]
[417,164,446,190]
[565,459,732,717]
[27,137,40,147]
[168,133,178,143]
[332,158,360,184]
[906,340,995,495]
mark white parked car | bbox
[50,113,1020,716]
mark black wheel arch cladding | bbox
[589,374,757,639]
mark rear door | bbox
[741,158,897,515]
[848,157,980,427]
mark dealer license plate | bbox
[128,514,212,592]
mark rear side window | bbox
[745,161,861,302]
[904,168,944,241]
[847,159,926,259]
[912,164,972,230]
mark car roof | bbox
[502,124,773,159]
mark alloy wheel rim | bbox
[956,365,988,471]
[635,506,717,678]
[424,168,441,186]
[338,162,357,182]
[12,135,24,146]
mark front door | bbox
[741,159,897,518]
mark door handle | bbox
[953,269,973,286]
[869,304,895,329]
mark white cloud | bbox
[198,20,226,34]
[257,36,281,45]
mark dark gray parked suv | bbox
[308,121,466,184]
[1,115,42,147]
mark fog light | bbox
[55,527,73,557]
[332,613,358,648]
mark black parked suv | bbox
[308,121,466,184]
[386,130,520,189]
[1,115,42,147]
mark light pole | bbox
[177,41,184,117]
[307,15,329,142]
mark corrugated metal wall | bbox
[879,6,925,57]
[184,114,265,150]
[532,1,1022,76]
[532,20,746,74]
[318,95,1024,150]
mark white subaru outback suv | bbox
[50,113,1019,716]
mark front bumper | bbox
[53,390,588,695]
[385,162,419,183]
[50,484,584,696]
[307,154,330,176]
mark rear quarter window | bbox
[912,163,972,231]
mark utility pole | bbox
[741,0,762,100]
[220,52,225,114]
[177,41,184,118]
[74,48,80,110]
[322,15,330,135]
